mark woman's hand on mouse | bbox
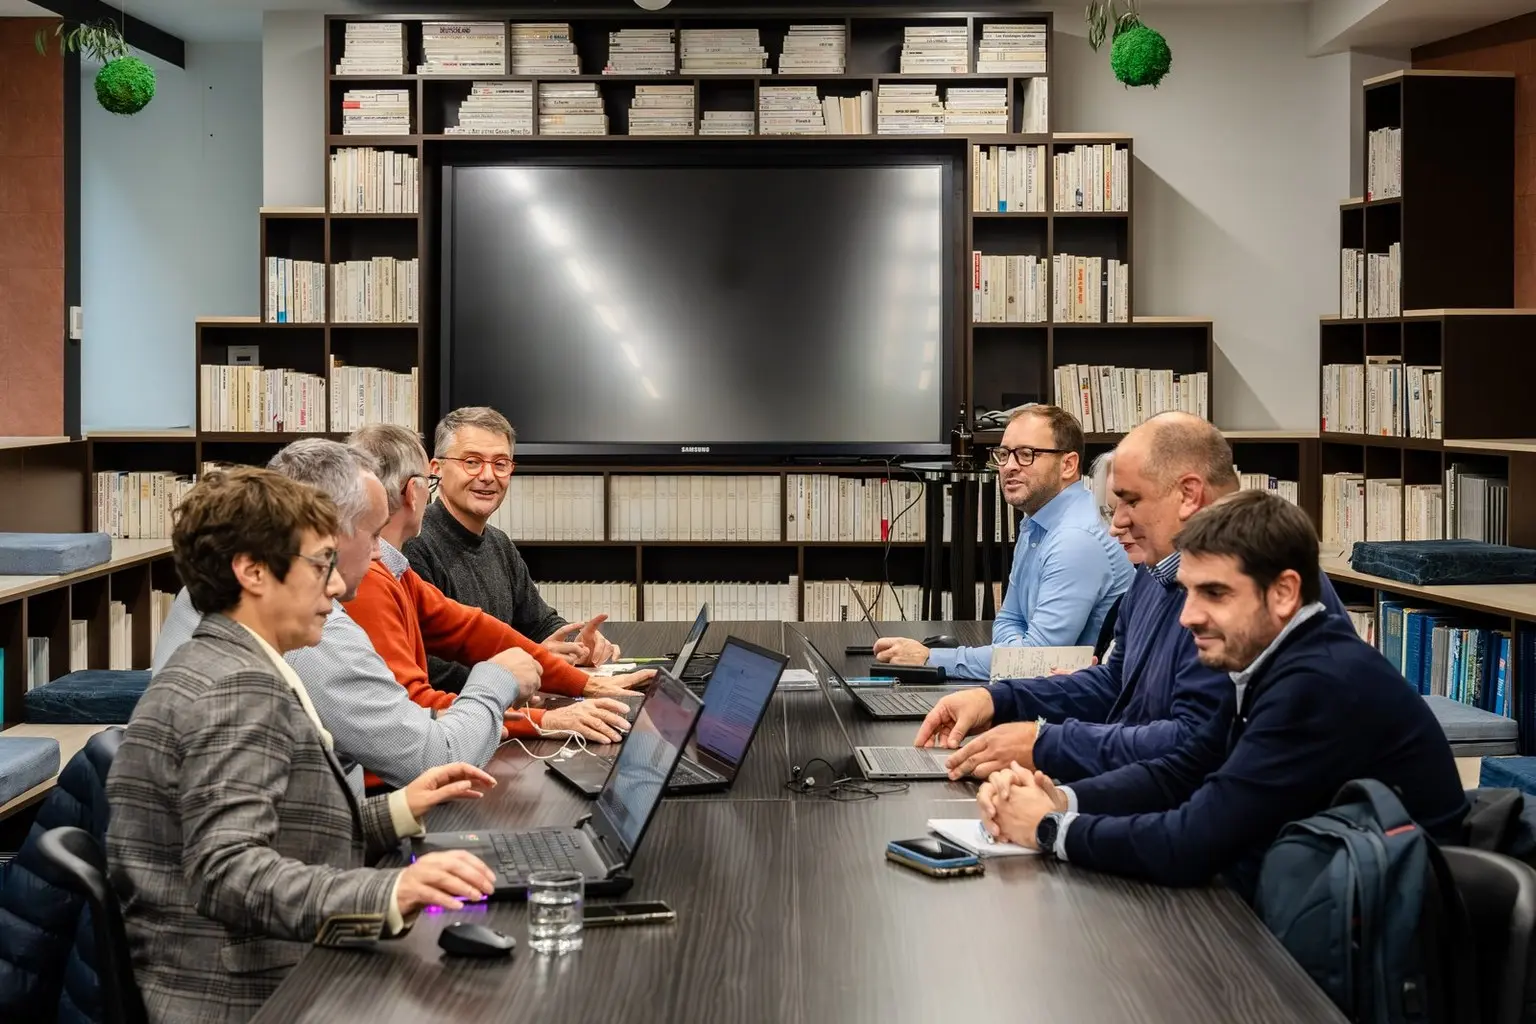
[872,637,930,666]
[397,851,498,914]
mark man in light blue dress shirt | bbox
[874,405,1134,680]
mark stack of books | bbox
[971,252,1048,323]
[971,144,1047,212]
[1053,144,1130,212]
[628,84,695,135]
[448,82,534,135]
[976,23,1047,73]
[1052,254,1130,323]
[877,84,946,135]
[539,82,608,135]
[1019,79,1048,133]
[329,148,418,213]
[758,85,825,135]
[418,22,506,75]
[334,22,405,75]
[900,25,970,73]
[95,470,196,539]
[330,357,419,432]
[511,23,579,75]
[944,87,1007,133]
[605,28,675,75]
[778,24,846,73]
[700,109,754,135]
[341,89,410,135]
[681,28,768,73]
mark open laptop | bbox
[669,603,714,684]
[412,669,703,899]
[790,628,952,781]
[843,578,883,657]
[546,636,788,797]
[832,583,961,721]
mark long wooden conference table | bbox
[252,620,1345,1024]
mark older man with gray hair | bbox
[153,437,539,795]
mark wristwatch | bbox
[1035,812,1064,854]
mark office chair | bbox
[1443,846,1536,1024]
[35,827,147,1024]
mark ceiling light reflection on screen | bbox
[641,376,659,399]
[917,369,932,391]
[528,205,568,247]
[565,257,593,293]
[594,305,622,331]
[620,342,640,368]
[502,168,534,196]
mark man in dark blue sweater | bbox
[916,412,1352,782]
[976,490,1467,897]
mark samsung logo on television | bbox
[680,446,710,453]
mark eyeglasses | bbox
[440,455,515,479]
[293,548,339,587]
[409,472,441,497]
[989,445,1070,468]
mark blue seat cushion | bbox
[1350,539,1536,586]
[23,670,150,725]
[0,533,112,577]
[1480,756,1536,796]
[0,736,62,805]
[1423,695,1519,756]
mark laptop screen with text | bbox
[693,639,784,770]
[594,671,700,857]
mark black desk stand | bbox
[907,462,1000,621]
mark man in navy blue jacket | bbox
[976,490,1467,897]
[915,412,1352,782]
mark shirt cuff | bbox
[1054,812,1078,860]
[386,789,426,841]
[385,873,407,935]
[925,647,957,672]
[1059,784,1078,814]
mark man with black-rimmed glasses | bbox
[874,404,1133,679]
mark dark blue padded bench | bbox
[1423,695,1519,758]
[1480,757,1536,797]
[24,670,150,725]
[0,532,112,577]
[0,736,61,806]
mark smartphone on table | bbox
[582,901,677,927]
[885,837,984,878]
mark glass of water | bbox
[527,870,584,954]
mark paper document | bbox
[779,668,817,688]
[927,818,1038,857]
[989,645,1095,682]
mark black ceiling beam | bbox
[31,0,185,69]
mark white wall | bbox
[1049,3,1354,429]
[81,43,262,430]
[262,10,324,207]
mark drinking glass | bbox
[527,870,584,954]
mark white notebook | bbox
[927,818,1038,858]
[989,645,1096,682]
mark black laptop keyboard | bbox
[863,690,940,715]
[490,830,583,877]
[591,753,721,788]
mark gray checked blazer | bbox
[106,613,410,1023]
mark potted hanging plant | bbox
[36,19,157,115]
[1087,0,1173,88]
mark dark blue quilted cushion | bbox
[0,738,60,806]
[1349,539,1536,586]
[1480,756,1536,797]
[23,672,150,725]
[0,534,112,577]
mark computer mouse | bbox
[922,634,960,649]
[438,921,516,958]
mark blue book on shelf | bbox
[1496,634,1511,718]
[1379,601,1406,674]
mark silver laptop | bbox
[843,582,954,720]
[789,627,951,781]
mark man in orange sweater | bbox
[346,425,647,744]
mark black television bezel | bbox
[438,146,959,461]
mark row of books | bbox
[1051,254,1129,324]
[329,147,418,214]
[605,28,673,76]
[648,581,796,622]
[976,22,1047,74]
[335,22,405,76]
[95,471,195,539]
[511,22,577,75]
[683,28,768,74]
[1321,473,1446,546]
[340,89,410,136]
[447,82,533,135]
[329,359,418,432]
[330,257,419,323]
[629,84,694,135]
[1344,605,1376,645]
[1236,473,1301,506]
[24,592,179,688]
[491,477,606,542]
[1054,144,1129,213]
[1320,361,1443,438]
[421,22,504,75]
[610,476,785,543]
[534,582,639,623]
[198,365,327,434]
[264,258,325,324]
[539,82,607,135]
[902,25,970,74]
[1054,365,1211,435]
[876,84,1007,135]
[1447,465,1510,545]
[1366,127,1402,200]
[1339,244,1402,318]
[787,475,930,544]
[1380,603,1508,715]
[971,144,1046,213]
[758,85,828,135]
[971,253,1048,323]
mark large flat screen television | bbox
[440,155,955,458]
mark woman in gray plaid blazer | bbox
[106,467,499,1023]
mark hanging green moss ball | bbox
[1110,25,1172,88]
[95,57,156,115]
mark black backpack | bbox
[1253,779,1479,1023]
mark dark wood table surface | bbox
[252,621,1344,1024]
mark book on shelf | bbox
[939,483,1020,545]
[1050,254,1129,323]
[330,257,419,323]
[1366,127,1402,201]
[341,89,410,136]
[1236,472,1299,505]
[329,147,418,214]
[629,84,696,136]
[1380,602,1508,718]
[1053,144,1129,212]
[511,23,579,75]
[1366,243,1401,317]
[610,475,785,542]
[778,24,846,74]
[700,110,755,135]
[1405,483,1444,541]
[199,365,326,433]
[972,144,1047,213]
[150,589,174,659]
[539,82,608,136]
[1321,471,1365,549]
[95,470,195,539]
[1325,478,1443,543]
[1018,78,1048,133]
[876,83,945,135]
[1344,604,1376,645]
[447,82,534,135]
[1054,365,1209,434]
[802,580,1000,623]
[264,258,325,323]
[419,22,506,76]
[900,25,970,74]
[823,92,874,135]
[1365,356,1402,436]
[605,27,676,75]
[643,580,799,622]
[681,28,768,74]
[976,22,1047,74]
[496,476,605,542]
[786,474,924,543]
[69,620,87,673]
[334,22,406,76]
[109,601,133,670]
[971,252,1048,323]
[533,581,638,622]
[1446,464,1509,545]
[1366,478,1403,541]
[1405,366,1442,439]
[1320,364,1364,433]
[943,87,1008,134]
[27,637,49,691]
[1340,248,1364,318]
[760,85,829,135]
[328,357,418,432]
